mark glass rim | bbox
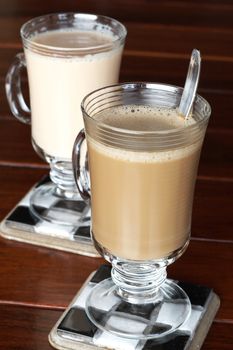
[81,82,211,137]
[20,12,127,54]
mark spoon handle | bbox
[179,49,201,118]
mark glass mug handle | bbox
[5,52,31,124]
[72,129,91,202]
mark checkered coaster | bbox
[53,265,219,350]
[1,175,98,257]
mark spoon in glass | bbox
[178,49,201,119]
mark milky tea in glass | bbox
[80,83,210,262]
[22,14,126,160]
[6,13,126,227]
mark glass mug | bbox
[6,12,126,226]
[73,82,211,339]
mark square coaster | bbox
[0,175,99,257]
[49,265,220,350]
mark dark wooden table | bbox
[0,1,233,349]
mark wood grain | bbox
[0,304,60,350]
[0,119,45,167]
[202,322,233,349]
[0,0,233,29]
[0,236,103,307]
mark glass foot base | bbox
[86,278,191,340]
[29,182,89,226]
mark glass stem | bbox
[111,263,167,304]
[50,161,80,199]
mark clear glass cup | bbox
[5,12,126,226]
[73,82,211,339]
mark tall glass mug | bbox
[6,13,126,226]
[73,83,211,339]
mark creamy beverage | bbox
[87,106,202,260]
[75,82,210,339]
[25,29,123,159]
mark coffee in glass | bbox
[73,82,211,339]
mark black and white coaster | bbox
[49,265,220,350]
[0,175,99,257]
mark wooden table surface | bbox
[0,1,233,349]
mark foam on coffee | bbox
[96,104,195,129]
[89,105,199,163]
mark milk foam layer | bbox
[33,29,115,49]
[97,105,195,129]
[25,29,123,160]
[89,105,199,163]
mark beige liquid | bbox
[87,106,202,260]
[25,29,123,159]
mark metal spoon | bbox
[178,49,201,119]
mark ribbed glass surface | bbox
[20,13,127,57]
[82,82,211,151]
